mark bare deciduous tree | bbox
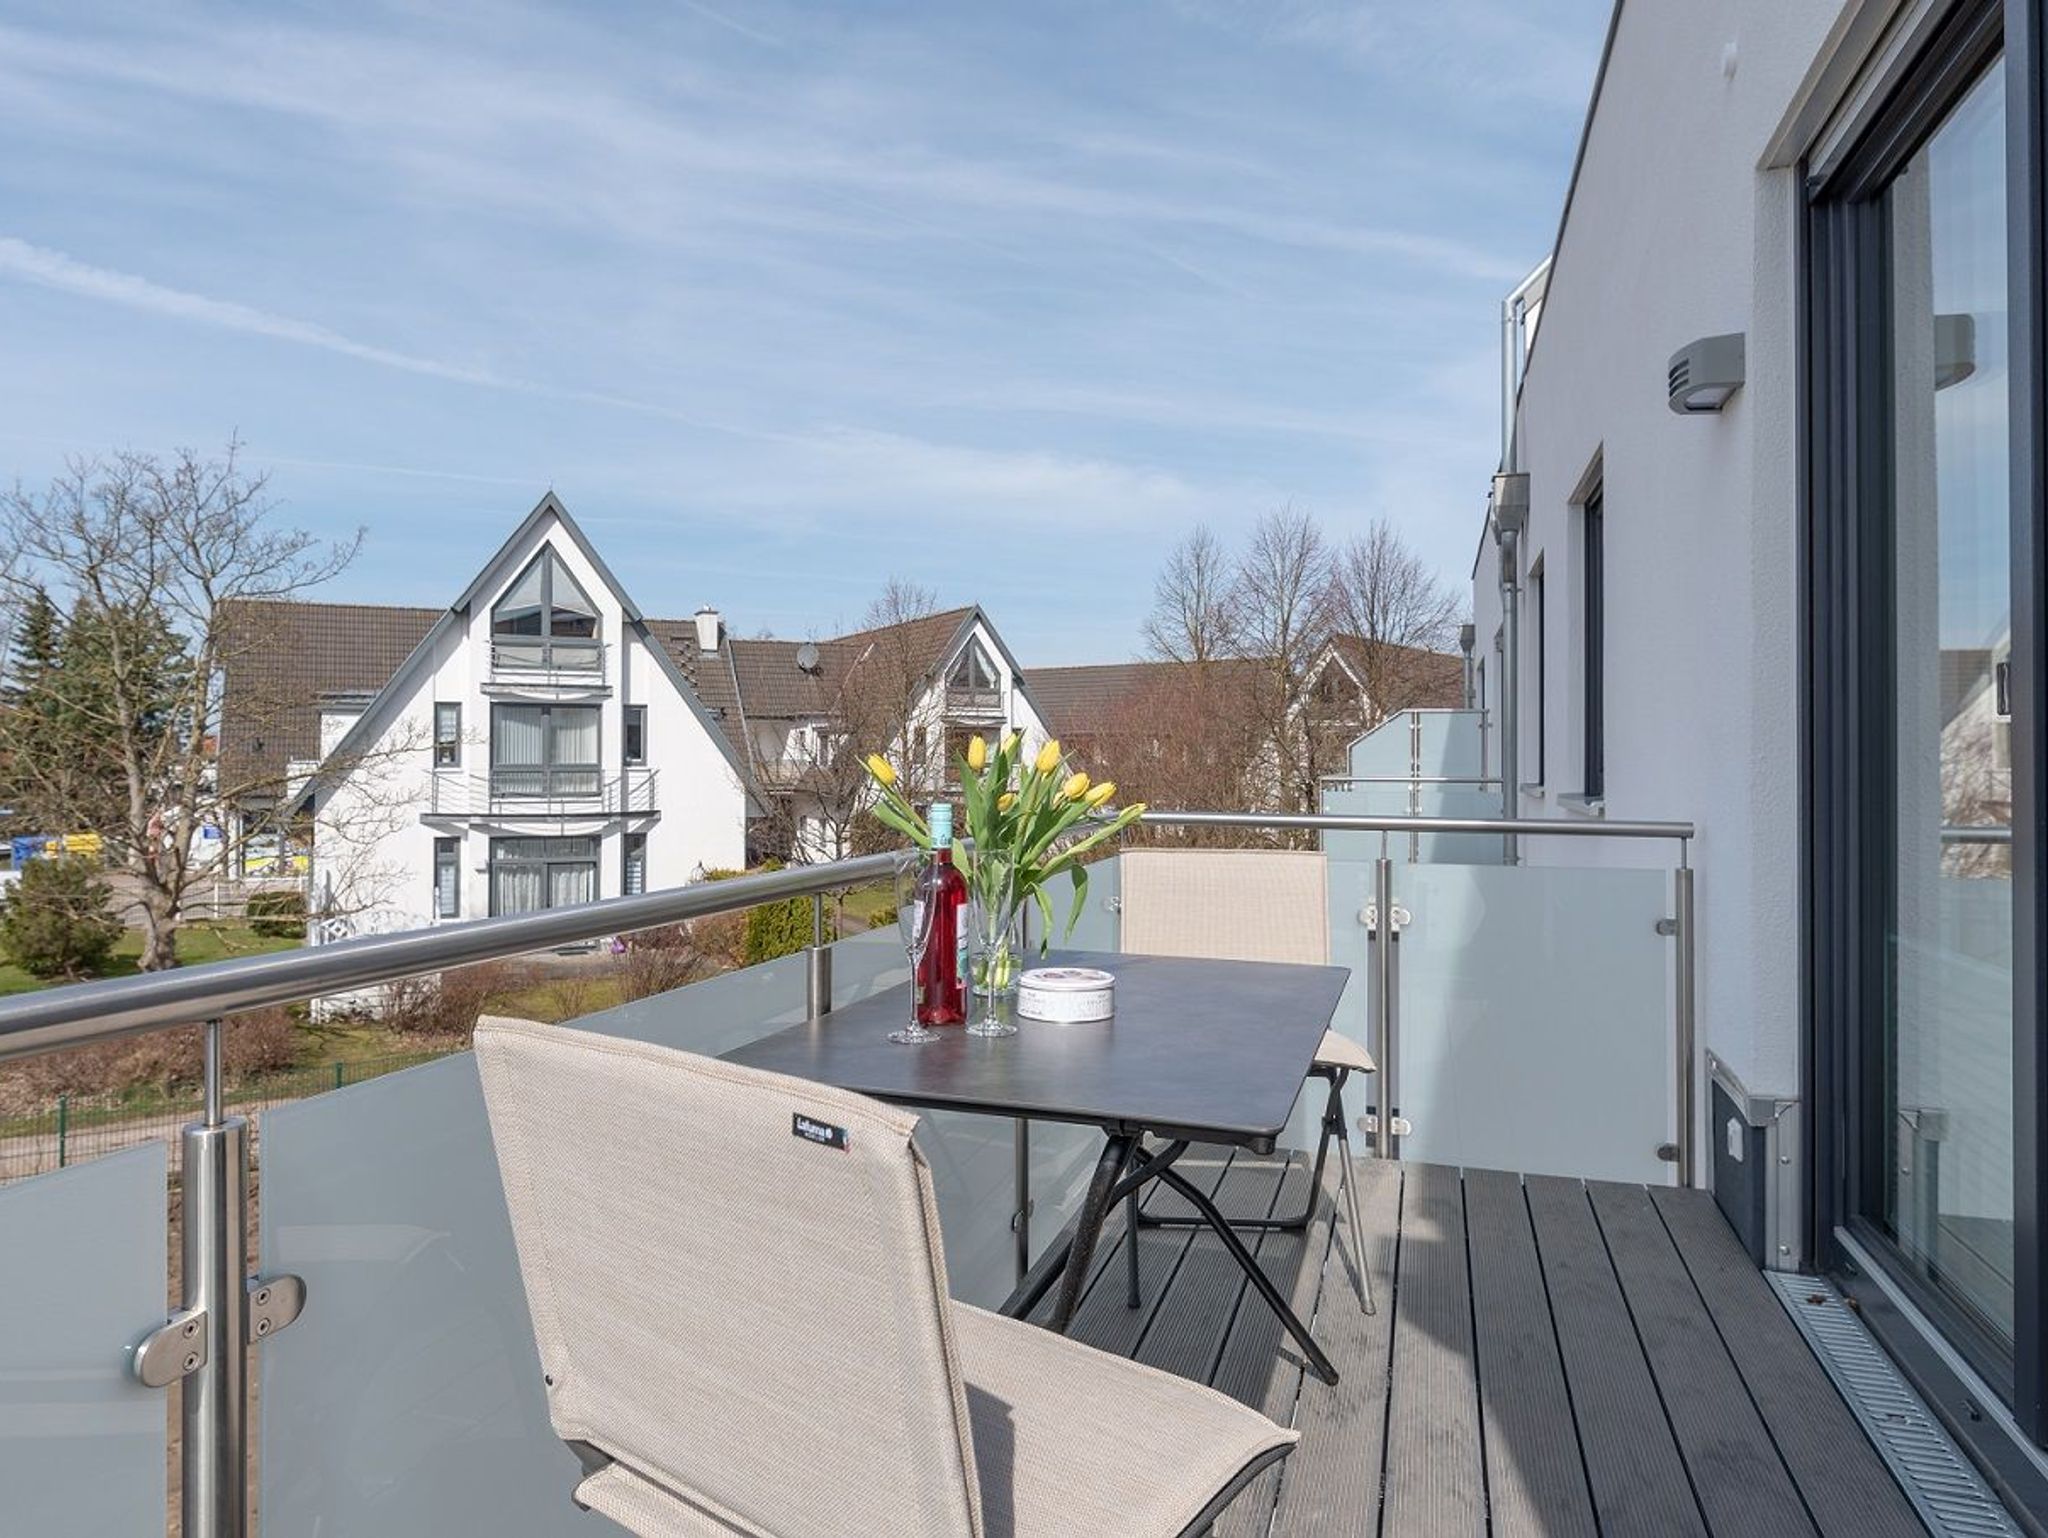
[849,578,945,809]
[1232,506,1336,817]
[0,444,361,969]
[1102,663,1273,847]
[1328,518,1464,729]
[1143,524,1238,664]
[747,578,946,866]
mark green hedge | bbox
[695,865,814,968]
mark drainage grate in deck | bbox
[1767,1273,2019,1538]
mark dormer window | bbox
[491,548,601,671]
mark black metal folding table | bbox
[720,949,1350,1384]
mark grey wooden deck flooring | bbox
[1042,1151,1930,1538]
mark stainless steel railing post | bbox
[1373,851,1396,1162]
[1674,860,1697,1187]
[805,895,832,1021]
[182,1018,250,1538]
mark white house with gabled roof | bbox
[278,493,1067,938]
[301,495,757,937]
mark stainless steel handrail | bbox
[1942,824,2013,844]
[1141,808,1694,843]
[1319,775,1505,786]
[0,851,901,1066]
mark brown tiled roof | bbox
[1026,659,1262,741]
[219,595,981,797]
[1327,634,1465,711]
[640,618,748,734]
[829,605,975,676]
[218,599,440,793]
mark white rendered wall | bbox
[1475,0,1858,1105]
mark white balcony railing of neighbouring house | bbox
[0,805,1694,1538]
[943,683,1005,718]
[427,766,658,818]
[488,636,606,676]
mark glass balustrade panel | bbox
[1328,858,1673,1182]
[0,1144,168,1538]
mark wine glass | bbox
[890,853,939,1045]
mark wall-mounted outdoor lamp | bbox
[1667,332,1746,413]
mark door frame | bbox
[1802,0,2048,1480]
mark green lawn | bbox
[488,972,631,1024]
[0,920,304,998]
[837,881,898,928]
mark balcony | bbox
[0,817,1964,1535]
[944,683,1005,719]
[427,766,658,819]
[489,636,604,676]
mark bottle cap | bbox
[928,803,954,846]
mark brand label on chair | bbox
[792,1113,851,1150]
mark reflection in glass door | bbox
[1884,64,2013,1344]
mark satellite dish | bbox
[796,642,821,674]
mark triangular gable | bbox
[932,607,1059,737]
[305,493,763,815]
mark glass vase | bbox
[967,889,1023,1038]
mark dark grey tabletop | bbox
[720,950,1350,1153]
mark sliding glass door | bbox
[489,838,599,916]
[1807,0,2045,1446]
[1884,61,2016,1346]
[490,704,601,799]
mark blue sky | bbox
[0,0,1609,663]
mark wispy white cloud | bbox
[0,0,1609,656]
[0,236,507,387]
[670,0,785,48]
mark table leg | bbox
[999,1138,1186,1324]
[1125,1187,1142,1308]
[1047,1132,1136,1332]
[1156,1164,1341,1386]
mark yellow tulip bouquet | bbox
[864,734,1145,1013]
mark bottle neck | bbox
[928,844,953,866]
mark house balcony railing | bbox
[428,766,657,818]
[944,683,1005,718]
[0,806,1699,1537]
[488,636,606,676]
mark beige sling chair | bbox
[1117,848,1376,1315]
[474,1017,1296,1538]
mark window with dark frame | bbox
[491,703,601,798]
[489,547,601,671]
[623,831,647,896]
[433,837,460,919]
[434,702,462,767]
[623,705,646,767]
[488,836,599,916]
[947,641,999,690]
[1582,491,1605,800]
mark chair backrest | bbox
[1118,848,1329,966]
[473,1018,983,1538]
